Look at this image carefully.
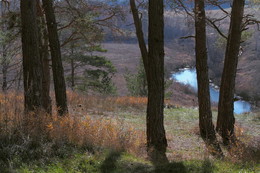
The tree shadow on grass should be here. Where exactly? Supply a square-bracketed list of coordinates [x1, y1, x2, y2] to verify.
[153, 159, 215, 173]
[100, 150, 122, 173]
[100, 150, 216, 173]
[154, 162, 187, 173]
[100, 150, 153, 173]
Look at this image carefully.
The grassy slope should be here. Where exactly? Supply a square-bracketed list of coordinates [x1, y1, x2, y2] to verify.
[0, 93, 259, 172]
[5, 110, 260, 172]
[17, 151, 259, 173]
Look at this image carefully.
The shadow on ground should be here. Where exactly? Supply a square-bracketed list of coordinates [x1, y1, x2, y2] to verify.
[100, 151, 122, 173]
[100, 151, 216, 173]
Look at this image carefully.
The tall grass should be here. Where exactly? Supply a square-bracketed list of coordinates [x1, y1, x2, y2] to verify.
[0, 91, 259, 171]
[0, 91, 146, 169]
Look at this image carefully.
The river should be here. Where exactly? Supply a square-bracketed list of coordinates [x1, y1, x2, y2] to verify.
[172, 69, 251, 114]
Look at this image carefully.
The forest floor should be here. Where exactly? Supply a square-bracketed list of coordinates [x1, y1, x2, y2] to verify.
[0, 92, 259, 172]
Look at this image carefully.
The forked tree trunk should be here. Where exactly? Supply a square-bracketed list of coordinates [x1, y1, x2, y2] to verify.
[194, 0, 223, 157]
[130, 0, 168, 163]
[21, 0, 43, 112]
[217, 0, 245, 146]
[42, 0, 68, 115]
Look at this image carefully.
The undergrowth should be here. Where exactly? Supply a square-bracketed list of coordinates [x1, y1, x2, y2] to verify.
[0, 92, 146, 171]
[0, 91, 259, 172]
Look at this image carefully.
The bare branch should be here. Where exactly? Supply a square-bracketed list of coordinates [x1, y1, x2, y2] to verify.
[206, 18, 228, 40]
[179, 35, 195, 39]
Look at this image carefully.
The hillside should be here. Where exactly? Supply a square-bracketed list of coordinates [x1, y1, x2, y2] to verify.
[99, 7, 260, 106]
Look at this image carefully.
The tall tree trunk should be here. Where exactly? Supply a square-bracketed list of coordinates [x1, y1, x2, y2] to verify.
[147, 0, 168, 163]
[42, 0, 68, 115]
[41, 25, 52, 114]
[2, 45, 7, 92]
[1, 1, 8, 92]
[21, 0, 43, 112]
[129, 0, 148, 74]
[70, 45, 75, 90]
[37, 0, 52, 114]
[216, 0, 245, 146]
[194, 0, 223, 157]
[130, 0, 168, 163]
[71, 58, 75, 90]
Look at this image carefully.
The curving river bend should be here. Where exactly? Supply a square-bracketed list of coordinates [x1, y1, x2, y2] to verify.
[172, 69, 251, 114]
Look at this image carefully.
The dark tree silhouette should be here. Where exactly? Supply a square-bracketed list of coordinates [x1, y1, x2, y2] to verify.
[21, 0, 43, 112]
[42, 0, 68, 115]
[194, 0, 223, 157]
[217, 0, 245, 146]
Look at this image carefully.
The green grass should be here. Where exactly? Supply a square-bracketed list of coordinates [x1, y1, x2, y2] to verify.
[10, 151, 260, 173]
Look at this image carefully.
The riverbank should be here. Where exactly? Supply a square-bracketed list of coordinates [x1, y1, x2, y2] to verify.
[172, 68, 253, 114]
[95, 42, 259, 109]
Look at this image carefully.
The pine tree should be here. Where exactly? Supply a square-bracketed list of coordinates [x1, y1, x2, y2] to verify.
[21, 0, 43, 112]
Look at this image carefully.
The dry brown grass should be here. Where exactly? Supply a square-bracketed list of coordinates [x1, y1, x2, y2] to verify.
[67, 91, 149, 112]
[0, 91, 146, 160]
[0, 91, 259, 166]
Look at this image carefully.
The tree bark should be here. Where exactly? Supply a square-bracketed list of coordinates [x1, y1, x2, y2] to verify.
[37, 0, 52, 114]
[1, 45, 7, 92]
[69, 44, 75, 90]
[130, 0, 168, 163]
[147, 0, 168, 163]
[1, 2, 8, 92]
[194, 0, 223, 157]
[42, 0, 68, 115]
[21, 0, 43, 112]
[216, 0, 245, 146]
[71, 58, 75, 90]
[129, 0, 148, 75]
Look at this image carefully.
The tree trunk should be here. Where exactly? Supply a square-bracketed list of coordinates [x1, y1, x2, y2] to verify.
[70, 45, 75, 90]
[2, 45, 7, 92]
[37, 0, 52, 114]
[42, 0, 68, 115]
[130, 0, 168, 163]
[194, 0, 223, 157]
[1, 2, 8, 92]
[216, 0, 245, 146]
[71, 58, 75, 90]
[21, 0, 43, 112]
[129, 0, 148, 74]
[41, 26, 52, 114]
[147, 0, 168, 164]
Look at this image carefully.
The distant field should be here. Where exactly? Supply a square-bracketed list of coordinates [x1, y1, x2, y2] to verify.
[95, 43, 195, 97]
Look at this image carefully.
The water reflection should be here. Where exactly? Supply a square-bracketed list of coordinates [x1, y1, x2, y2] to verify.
[172, 69, 251, 114]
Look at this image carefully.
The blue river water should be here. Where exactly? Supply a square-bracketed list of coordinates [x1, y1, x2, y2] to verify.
[172, 69, 251, 114]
